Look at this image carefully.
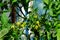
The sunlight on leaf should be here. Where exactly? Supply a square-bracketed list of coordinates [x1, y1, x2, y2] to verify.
[43, 0, 49, 5]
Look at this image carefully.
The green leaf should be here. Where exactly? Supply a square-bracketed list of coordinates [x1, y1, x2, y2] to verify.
[0, 28, 10, 38]
[12, 0, 17, 4]
[45, 21, 51, 26]
[43, 0, 49, 5]
[56, 24, 60, 28]
[57, 29, 60, 40]
[47, 31, 50, 40]
[49, 2, 53, 9]
[0, 3, 4, 7]
[49, 9, 54, 16]
[54, 22, 58, 26]
[57, 11, 60, 15]
[26, 0, 29, 3]
[0, 37, 3, 40]
[10, 36, 14, 40]
[1, 12, 8, 25]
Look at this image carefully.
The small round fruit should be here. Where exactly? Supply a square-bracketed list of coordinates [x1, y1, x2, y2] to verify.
[35, 25, 38, 30]
[11, 24, 15, 29]
[36, 21, 39, 24]
[21, 24, 24, 28]
[23, 22, 26, 25]
[34, 15, 37, 18]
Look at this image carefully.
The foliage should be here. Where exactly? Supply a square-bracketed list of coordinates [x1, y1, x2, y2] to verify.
[43, 0, 60, 40]
[0, 0, 60, 40]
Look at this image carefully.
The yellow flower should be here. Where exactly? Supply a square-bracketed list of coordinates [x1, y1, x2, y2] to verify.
[16, 22, 21, 26]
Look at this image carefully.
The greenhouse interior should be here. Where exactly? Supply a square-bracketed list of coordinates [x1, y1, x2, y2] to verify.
[0, 0, 60, 40]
